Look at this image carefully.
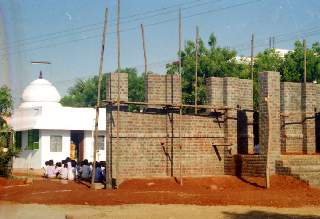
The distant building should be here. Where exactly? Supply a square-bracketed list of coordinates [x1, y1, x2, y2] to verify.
[234, 56, 254, 64]
[274, 48, 292, 58]
[9, 74, 107, 170]
[234, 48, 292, 64]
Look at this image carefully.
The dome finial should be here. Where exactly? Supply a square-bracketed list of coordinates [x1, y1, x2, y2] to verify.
[39, 71, 43, 79]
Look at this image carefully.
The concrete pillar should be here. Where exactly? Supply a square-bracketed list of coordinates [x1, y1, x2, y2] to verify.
[259, 71, 281, 174]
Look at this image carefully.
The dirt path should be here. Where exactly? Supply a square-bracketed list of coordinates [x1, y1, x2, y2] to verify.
[1, 202, 320, 219]
[1, 176, 320, 207]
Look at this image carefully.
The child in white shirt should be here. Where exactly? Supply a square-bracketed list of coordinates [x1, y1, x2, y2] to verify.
[55, 162, 62, 178]
[67, 161, 76, 181]
[47, 160, 56, 178]
[60, 163, 68, 180]
[42, 161, 49, 177]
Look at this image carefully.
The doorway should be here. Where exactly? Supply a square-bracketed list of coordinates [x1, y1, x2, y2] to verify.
[71, 130, 84, 161]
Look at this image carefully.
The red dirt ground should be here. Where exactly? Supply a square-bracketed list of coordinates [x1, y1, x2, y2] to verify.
[1, 176, 320, 207]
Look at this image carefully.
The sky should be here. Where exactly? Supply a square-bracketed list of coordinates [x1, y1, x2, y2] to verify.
[0, 0, 320, 106]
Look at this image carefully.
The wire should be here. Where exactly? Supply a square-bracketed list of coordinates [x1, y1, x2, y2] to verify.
[234, 27, 320, 53]
[0, 0, 219, 51]
[0, 0, 262, 58]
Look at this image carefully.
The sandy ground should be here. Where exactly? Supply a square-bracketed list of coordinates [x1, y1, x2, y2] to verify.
[2, 176, 320, 207]
[1, 202, 320, 219]
[2, 176, 320, 218]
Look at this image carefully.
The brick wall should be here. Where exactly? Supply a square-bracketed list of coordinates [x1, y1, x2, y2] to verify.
[206, 77, 254, 154]
[144, 74, 181, 106]
[280, 82, 304, 153]
[235, 155, 266, 177]
[107, 111, 229, 180]
[280, 82, 318, 153]
[259, 71, 281, 174]
[106, 73, 128, 102]
[104, 72, 320, 183]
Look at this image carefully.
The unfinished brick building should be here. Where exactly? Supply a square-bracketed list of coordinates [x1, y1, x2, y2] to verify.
[104, 71, 320, 187]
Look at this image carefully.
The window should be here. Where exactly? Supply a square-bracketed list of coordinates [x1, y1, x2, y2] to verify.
[50, 135, 62, 152]
[27, 130, 39, 150]
[15, 131, 22, 149]
[98, 135, 105, 150]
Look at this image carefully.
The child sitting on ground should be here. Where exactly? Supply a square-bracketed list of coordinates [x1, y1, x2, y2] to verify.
[46, 160, 56, 178]
[80, 159, 91, 181]
[60, 163, 68, 180]
[42, 161, 49, 177]
[55, 162, 62, 178]
[67, 160, 76, 181]
[94, 162, 104, 183]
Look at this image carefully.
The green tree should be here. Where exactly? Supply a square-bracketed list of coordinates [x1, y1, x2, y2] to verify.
[0, 86, 15, 176]
[166, 33, 250, 107]
[61, 68, 145, 110]
[281, 40, 320, 82]
[61, 75, 106, 107]
[254, 49, 283, 73]
[251, 49, 283, 110]
[0, 86, 13, 117]
[0, 86, 13, 148]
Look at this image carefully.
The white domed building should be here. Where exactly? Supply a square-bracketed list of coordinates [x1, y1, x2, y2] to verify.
[10, 73, 106, 170]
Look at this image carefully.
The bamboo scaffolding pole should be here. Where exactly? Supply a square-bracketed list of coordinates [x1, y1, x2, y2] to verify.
[106, 68, 113, 188]
[91, 8, 108, 188]
[106, 102, 112, 188]
[280, 111, 317, 116]
[195, 26, 199, 115]
[102, 100, 236, 110]
[265, 97, 271, 189]
[117, 0, 121, 71]
[303, 39, 307, 84]
[116, 0, 121, 187]
[251, 33, 255, 80]
[178, 8, 183, 186]
[140, 23, 147, 76]
[101, 100, 247, 112]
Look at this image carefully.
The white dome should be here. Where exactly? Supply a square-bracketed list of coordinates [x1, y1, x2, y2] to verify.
[20, 78, 62, 108]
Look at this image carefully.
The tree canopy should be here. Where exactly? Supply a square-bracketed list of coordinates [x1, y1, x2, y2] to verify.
[0, 86, 13, 136]
[166, 33, 250, 107]
[0, 86, 13, 117]
[61, 33, 320, 112]
[0, 86, 15, 173]
[167, 34, 320, 110]
[61, 68, 145, 110]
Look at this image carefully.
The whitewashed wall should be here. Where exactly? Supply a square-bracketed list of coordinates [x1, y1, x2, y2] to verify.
[40, 130, 70, 168]
[83, 130, 106, 162]
[13, 131, 42, 169]
[13, 129, 107, 170]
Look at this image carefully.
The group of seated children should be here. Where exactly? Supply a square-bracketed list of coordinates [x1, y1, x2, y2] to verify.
[43, 157, 106, 183]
